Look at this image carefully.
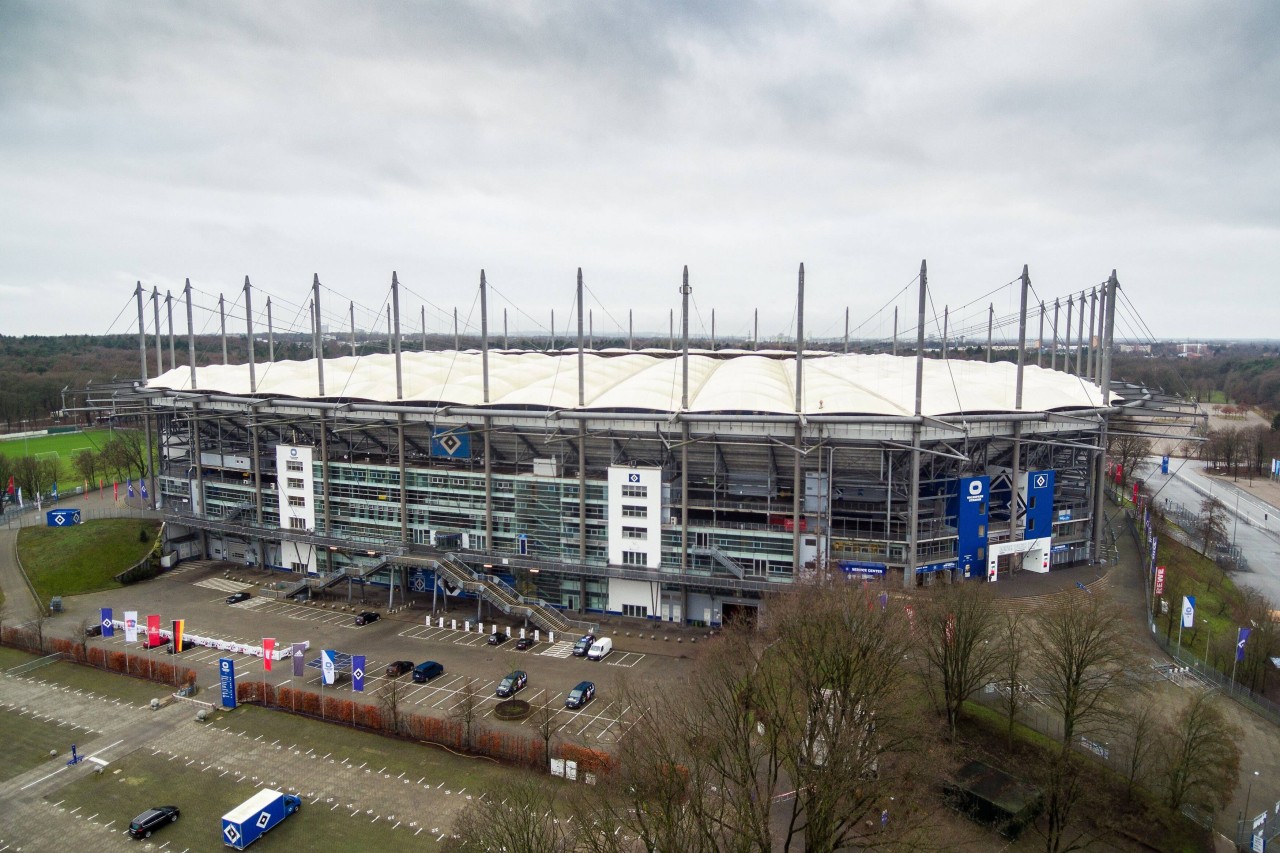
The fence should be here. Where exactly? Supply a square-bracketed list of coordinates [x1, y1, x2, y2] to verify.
[2, 502, 159, 530]
[0, 627, 197, 690]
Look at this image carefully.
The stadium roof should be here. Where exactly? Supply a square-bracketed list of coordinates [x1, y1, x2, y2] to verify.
[148, 351, 1104, 417]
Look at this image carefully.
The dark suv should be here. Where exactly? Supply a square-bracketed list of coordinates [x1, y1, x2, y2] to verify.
[128, 805, 180, 838]
[355, 611, 380, 626]
[385, 660, 413, 677]
[572, 634, 596, 657]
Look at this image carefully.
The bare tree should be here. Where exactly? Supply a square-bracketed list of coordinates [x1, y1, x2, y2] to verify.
[914, 581, 1003, 739]
[1031, 591, 1133, 747]
[1195, 496, 1230, 557]
[72, 449, 100, 490]
[449, 676, 484, 752]
[12, 455, 57, 501]
[530, 688, 561, 770]
[1115, 700, 1159, 801]
[997, 608, 1030, 750]
[377, 674, 406, 735]
[1107, 431, 1152, 486]
[1158, 691, 1242, 813]
[446, 777, 573, 853]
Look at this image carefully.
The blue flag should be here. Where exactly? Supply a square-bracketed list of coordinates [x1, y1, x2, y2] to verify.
[1181, 596, 1196, 629]
[100, 607, 114, 638]
[352, 655, 366, 692]
[1237, 627, 1252, 662]
[321, 649, 336, 685]
[126, 477, 135, 499]
[52, 481, 58, 501]
[140, 479, 148, 499]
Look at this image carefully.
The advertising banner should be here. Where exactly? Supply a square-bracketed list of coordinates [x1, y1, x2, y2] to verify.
[172, 619, 185, 653]
[124, 611, 138, 643]
[100, 608, 114, 638]
[1154, 566, 1165, 595]
[263, 638, 276, 672]
[1238, 627, 1252, 662]
[956, 476, 990, 579]
[219, 658, 237, 709]
[292, 642, 306, 677]
[1182, 596, 1196, 629]
[352, 655, 366, 692]
[322, 649, 336, 685]
[1024, 470, 1054, 537]
[146, 614, 160, 646]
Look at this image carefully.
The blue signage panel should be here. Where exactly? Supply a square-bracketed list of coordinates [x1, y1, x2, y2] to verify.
[352, 655, 365, 692]
[956, 476, 990, 579]
[46, 509, 81, 527]
[1024, 470, 1055, 538]
[219, 657, 237, 709]
[430, 427, 471, 458]
[100, 607, 114, 638]
[839, 560, 888, 577]
[1161, 455, 1170, 475]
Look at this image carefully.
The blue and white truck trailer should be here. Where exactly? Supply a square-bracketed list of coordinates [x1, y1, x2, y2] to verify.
[221, 788, 302, 849]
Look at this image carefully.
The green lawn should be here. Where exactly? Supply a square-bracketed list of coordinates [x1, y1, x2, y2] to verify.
[18, 518, 160, 601]
[0, 647, 178, 704]
[0, 428, 119, 485]
[54, 749, 444, 851]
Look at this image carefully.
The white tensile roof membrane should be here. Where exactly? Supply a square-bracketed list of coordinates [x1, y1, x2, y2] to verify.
[148, 351, 1103, 416]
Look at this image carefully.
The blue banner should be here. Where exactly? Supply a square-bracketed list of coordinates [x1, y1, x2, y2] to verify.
[352, 655, 365, 692]
[956, 476, 990, 579]
[430, 427, 471, 458]
[1238, 627, 1252, 662]
[839, 560, 887, 577]
[219, 657, 237, 709]
[46, 509, 81, 527]
[1024, 470, 1054, 537]
[100, 607, 114, 638]
[1161, 455, 1169, 475]
[322, 649, 336, 685]
[126, 477, 135, 499]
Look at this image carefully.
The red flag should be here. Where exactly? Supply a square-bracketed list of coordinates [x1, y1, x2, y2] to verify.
[146, 614, 160, 646]
[5, 475, 13, 495]
[262, 638, 276, 672]
[113, 481, 119, 501]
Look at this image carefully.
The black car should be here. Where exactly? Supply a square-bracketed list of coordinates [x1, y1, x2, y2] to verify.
[128, 805, 179, 839]
[515, 636, 534, 651]
[355, 611, 380, 626]
[572, 634, 596, 657]
[385, 660, 413, 677]
[565, 680, 596, 709]
[495, 670, 527, 697]
[225, 591, 251, 604]
[84, 623, 103, 638]
[487, 631, 509, 646]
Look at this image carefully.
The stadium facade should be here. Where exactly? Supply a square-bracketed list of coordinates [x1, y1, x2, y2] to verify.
[126, 265, 1127, 631]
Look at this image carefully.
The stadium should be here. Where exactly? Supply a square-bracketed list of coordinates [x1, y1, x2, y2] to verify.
[124, 266, 1132, 632]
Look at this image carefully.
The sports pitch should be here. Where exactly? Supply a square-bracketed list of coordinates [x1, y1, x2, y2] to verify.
[0, 429, 127, 482]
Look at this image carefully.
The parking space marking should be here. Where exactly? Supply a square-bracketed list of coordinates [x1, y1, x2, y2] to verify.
[607, 652, 645, 668]
[193, 578, 253, 593]
[539, 641, 574, 659]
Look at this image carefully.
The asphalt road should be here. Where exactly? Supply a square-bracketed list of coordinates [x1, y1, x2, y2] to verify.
[1136, 456, 1280, 605]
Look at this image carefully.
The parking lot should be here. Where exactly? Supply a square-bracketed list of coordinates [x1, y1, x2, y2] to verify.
[59, 561, 697, 748]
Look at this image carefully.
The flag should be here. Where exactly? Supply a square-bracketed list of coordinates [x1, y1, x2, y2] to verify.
[172, 619, 185, 653]
[36, 493, 41, 511]
[292, 642, 306, 677]
[100, 608, 114, 638]
[141, 479, 148, 499]
[127, 478, 135, 499]
[124, 611, 138, 643]
[263, 638, 275, 672]
[99, 478, 104, 498]
[352, 655, 365, 692]
[1181, 596, 1196, 629]
[4, 475, 12, 495]
[146, 614, 160, 646]
[1237, 627, 1252, 662]
[17, 487, 23, 508]
[52, 481, 58, 501]
[322, 650, 336, 685]
[879, 591, 888, 611]
[1154, 566, 1165, 595]
[113, 481, 118, 501]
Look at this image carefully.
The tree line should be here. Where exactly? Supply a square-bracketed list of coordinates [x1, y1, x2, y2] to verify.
[447, 581, 1240, 853]
[0, 432, 148, 506]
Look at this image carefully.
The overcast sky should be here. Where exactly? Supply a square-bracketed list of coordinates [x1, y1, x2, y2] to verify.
[1, 1, 1276, 343]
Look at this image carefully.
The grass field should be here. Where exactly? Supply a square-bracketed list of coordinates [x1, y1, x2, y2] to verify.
[0, 697, 98, 784]
[17, 518, 160, 601]
[0, 428, 131, 485]
[0, 647, 176, 705]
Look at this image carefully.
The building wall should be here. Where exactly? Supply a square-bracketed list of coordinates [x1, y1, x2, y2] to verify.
[275, 445, 316, 573]
[606, 465, 663, 568]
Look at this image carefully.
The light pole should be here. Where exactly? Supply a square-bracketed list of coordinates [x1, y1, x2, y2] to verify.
[1244, 769, 1261, 825]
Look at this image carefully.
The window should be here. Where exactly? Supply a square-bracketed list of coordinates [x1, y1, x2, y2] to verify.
[622, 604, 649, 618]
[287, 477, 305, 490]
[287, 495, 306, 508]
[621, 484, 648, 499]
[621, 526, 647, 540]
[621, 551, 647, 566]
[288, 517, 307, 529]
[1029, 495, 1037, 509]
[290, 561, 307, 572]
[621, 504, 647, 518]
[285, 460, 304, 472]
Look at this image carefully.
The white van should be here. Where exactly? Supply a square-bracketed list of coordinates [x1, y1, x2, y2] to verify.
[586, 637, 613, 660]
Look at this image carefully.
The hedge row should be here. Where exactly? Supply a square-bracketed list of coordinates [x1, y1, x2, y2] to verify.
[1, 628, 197, 688]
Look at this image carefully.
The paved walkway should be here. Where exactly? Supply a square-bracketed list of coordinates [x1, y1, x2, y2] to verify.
[0, 526, 40, 624]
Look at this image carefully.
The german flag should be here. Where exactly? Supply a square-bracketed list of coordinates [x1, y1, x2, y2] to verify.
[171, 619, 185, 653]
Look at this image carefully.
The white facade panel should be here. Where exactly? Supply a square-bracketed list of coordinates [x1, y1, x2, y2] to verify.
[607, 578, 658, 615]
[607, 466, 662, 568]
[275, 445, 317, 573]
